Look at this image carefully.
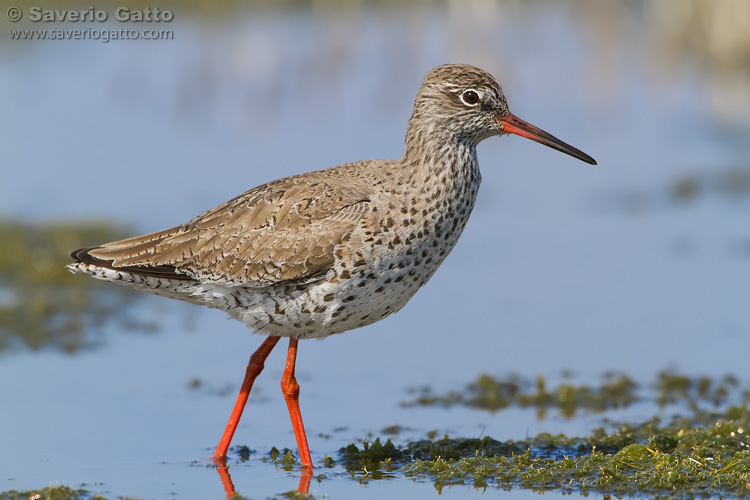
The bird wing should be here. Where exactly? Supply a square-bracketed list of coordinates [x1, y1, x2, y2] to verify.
[76, 171, 371, 286]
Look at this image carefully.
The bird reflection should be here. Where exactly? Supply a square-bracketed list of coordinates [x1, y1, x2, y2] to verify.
[214, 456, 313, 497]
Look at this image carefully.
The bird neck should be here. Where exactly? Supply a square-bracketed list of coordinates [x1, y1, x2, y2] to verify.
[401, 123, 482, 192]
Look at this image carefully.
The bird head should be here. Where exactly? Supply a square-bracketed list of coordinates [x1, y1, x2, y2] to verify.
[412, 64, 596, 165]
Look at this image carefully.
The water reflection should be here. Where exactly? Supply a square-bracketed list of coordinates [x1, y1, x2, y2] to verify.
[2, 0, 749, 498]
[591, 166, 750, 215]
[404, 371, 749, 420]
[4, 1, 748, 127]
[215, 458, 313, 497]
[0, 221, 154, 353]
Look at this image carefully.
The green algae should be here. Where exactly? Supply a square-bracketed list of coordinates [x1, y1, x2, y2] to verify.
[381, 424, 403, 436]
[237, 444, 251, 460]
[404, 371, 748, 418]
[339, 406, 750, 497]
[322, 454, 336, 468]
[339, 438, 403, 475]
[7, 399, 749, 499]
[264, 447, 300, 470]
[0, 220, 153, 353]
[657, 371, 741, 408]
[0, 485, 132, 500]
[403, 436, 750, 497]
[341, 374, 750, 498]
[403, 371, 639, 415]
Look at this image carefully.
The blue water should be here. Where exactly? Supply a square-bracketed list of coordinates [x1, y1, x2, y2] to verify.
[2, 2, 749, 498]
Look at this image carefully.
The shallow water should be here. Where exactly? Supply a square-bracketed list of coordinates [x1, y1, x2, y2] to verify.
[2, 1, 749, 498]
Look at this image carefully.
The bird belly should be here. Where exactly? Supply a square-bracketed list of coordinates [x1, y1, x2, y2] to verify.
[66, 203, 471, 341]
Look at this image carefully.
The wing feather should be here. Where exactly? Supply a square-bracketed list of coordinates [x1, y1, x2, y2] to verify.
[73, 168, 372, 287]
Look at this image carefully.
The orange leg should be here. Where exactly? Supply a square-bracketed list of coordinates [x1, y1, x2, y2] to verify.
[298, 467, 313, 495]
[212, 335, 281, 462]
[280, 338, 314, 469]
[215, 465, 236, 499]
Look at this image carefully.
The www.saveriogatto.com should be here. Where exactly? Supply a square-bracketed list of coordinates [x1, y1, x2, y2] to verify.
[6, 6, 175, 43]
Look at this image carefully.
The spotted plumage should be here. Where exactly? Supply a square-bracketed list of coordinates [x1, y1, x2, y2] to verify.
[67, 64, 596, 471]
[69, 64, 595, 340]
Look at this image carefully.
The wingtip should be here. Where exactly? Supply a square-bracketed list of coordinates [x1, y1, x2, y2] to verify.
[68, 244, 195, 281]
[69, 247, 84, 260]
[69, 246, 102, 264]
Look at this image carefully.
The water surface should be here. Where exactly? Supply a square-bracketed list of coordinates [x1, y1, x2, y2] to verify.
[1, 1, 749, 498]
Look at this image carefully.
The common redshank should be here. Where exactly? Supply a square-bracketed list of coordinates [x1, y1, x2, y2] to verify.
[69, 64, 596, 472]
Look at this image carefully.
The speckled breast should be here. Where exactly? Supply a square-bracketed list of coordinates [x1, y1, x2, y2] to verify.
[231, 161, 482, 340]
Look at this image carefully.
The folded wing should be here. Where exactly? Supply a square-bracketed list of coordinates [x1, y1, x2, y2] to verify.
[72, 172, 371, 287]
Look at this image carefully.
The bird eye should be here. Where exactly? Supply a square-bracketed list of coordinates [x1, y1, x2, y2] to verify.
[460, 90, 480, 106]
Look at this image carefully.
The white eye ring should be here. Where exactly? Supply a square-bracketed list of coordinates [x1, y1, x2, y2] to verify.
[460, 89, 481, 106]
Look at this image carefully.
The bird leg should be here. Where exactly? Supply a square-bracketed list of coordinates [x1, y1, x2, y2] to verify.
[213, 335, 281, 462]
[215, 464, 236, 499]
[298, 467, 313, 495]
[280, 338, 313, 469]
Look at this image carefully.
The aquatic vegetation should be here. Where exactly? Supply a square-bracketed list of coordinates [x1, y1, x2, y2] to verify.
[339, 404, 750, 498]
[0, 221, 152, 353]
[381, 424, 403, 436]
[403, 372, 639, 416]
[657, 371, 741, 408]
[5, 375, 749, 499]
[340, 437, 403, 478]
[337, 373, 750, 497]
[404, 371, 747, 419]
[0, 485, 124, 500]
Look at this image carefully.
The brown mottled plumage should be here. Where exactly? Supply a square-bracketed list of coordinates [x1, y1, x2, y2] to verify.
[67, 64, 596, 473]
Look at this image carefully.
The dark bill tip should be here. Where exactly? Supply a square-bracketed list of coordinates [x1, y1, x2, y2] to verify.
[499, 113, 597, 165]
